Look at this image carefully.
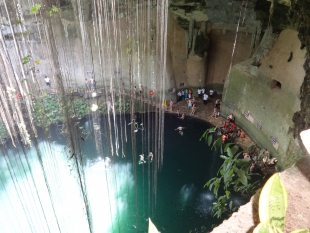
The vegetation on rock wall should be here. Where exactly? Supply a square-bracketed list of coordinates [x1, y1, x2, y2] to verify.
[200, 127, 266, 218]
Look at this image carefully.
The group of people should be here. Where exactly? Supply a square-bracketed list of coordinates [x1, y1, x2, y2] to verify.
[176, 89, 193, 102]
[175, 88, 216, 117]
[139, 152, 153, 164]
[133, 84, 144, 98]
[177, 88, 214, 103]
[220, 113, 237, 143]
[244, 148, 278, 173]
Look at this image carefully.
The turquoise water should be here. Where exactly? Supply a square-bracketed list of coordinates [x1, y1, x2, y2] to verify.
[0, 113, 247, 232]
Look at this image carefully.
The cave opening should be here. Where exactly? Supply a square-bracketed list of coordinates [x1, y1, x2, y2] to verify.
[270, 79, 282, 90]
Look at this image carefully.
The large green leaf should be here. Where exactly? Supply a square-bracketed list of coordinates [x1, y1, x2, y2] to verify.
[230, 145, 239, 156]
[258, 173, 288, 231]
[207, 134, 213, 146]
[199, 131, 207, 141]
[253, 223, 283, 233]
[290, 230, 310, 233]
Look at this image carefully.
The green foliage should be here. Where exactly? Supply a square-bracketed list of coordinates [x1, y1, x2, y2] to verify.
[72, 99, 88, 119]
[98, 104, 107, 114]
[254, 174, 309, 233]
[201, 127, 262, 218]
[16, 20, 21, 24]
[126, 48, 131, 55]
[211, 191, 235, 219]
[33, 94, 90, 131]
[32, 94, 62, 131]
[22, 55, 31, 64]
[30, 3, 41, 14]
[48, 5, 59, 17]
[200, 127, 222, 151]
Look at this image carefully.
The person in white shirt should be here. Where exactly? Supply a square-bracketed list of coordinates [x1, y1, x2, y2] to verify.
[201, 88, 205, 95]
[203, 93, 208, 105]
[209, 89, 214, 97]
[44, 76, 50, 87]
[177, 91, 182, 102]
[197, 88, 202, 99]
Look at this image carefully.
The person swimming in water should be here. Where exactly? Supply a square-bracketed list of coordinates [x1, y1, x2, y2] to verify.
[128, 119, 135, 125]
[139, 154, 146, 164]
[178, 113, 185, 120]
[175, 126, 185, 136]
[175, 126, 185, 131]
[148, 152, 153, 161]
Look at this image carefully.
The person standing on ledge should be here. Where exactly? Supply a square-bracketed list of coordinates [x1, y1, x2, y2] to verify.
[201, 87, 205, 96]
[169, 100, 173, 112]
[89, 78, 95, 91]
[85, 78, 90, 93]
[44, 76, 51, 87]
[203, 92, 208, 105]
[197, 88, 202, 99]
[177, 91, 182, 102]
[211, 99, 221, 118]
[209, 89, 214, 97]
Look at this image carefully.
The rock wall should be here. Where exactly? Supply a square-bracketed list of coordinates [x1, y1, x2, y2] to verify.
[221, 29, 305, 170]
[206, 28, 253, 91]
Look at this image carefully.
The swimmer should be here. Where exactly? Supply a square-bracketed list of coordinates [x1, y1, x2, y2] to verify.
[139, 154, 146, 164]
[134, 122, 144, 132]
[148, 152, 153, 161]
[128, 119, 135, 125]
[178, 113, 185, 120]
[175, 126, 185, 131]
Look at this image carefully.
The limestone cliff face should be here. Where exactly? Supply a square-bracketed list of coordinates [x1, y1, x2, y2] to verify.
[222, 29, 305, 170]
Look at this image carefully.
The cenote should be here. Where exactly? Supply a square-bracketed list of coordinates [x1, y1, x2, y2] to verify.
[0, 113, 248, 233]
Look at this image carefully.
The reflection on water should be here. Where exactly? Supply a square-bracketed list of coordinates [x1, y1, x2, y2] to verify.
[196, 191, 215, 218]
[180, 184, 196, 204]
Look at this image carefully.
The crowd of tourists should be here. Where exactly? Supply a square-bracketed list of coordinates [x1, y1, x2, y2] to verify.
[174, 87, 220, 119]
